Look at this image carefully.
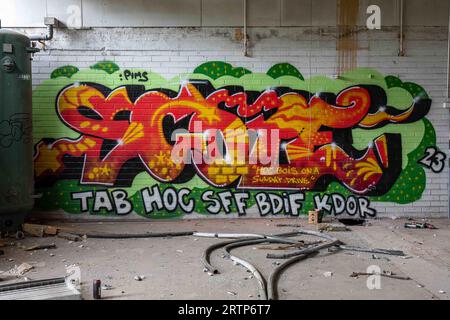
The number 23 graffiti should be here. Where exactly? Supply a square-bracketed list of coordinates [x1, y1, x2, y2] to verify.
[418, 146, 447, 173]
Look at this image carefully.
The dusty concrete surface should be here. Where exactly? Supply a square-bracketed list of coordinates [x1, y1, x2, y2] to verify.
[1, 218, 449, 300]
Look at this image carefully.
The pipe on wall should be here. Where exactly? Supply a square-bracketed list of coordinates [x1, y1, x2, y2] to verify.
[244, 0, 249, 57]
[447, 1, 450, 100]
[29, 18, 57, 42]
[447, 0, 450, 220]
[30, 24, 54, 41]
[399, 0, 405, 56]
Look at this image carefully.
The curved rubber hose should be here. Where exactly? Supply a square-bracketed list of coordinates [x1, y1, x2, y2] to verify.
[195, 231, 307, 244]
[223, 236, 307, 300]
[194, 232, 267, 239]
[75, 231, 194, 239]
[266, 230, 342, 299]
[267, 252, 318, 300]
[224, 239, 269, 300]
[201, 231, 313, 275]
[202, 238, 260, 275]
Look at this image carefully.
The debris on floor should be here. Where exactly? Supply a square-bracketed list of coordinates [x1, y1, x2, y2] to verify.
[319, 224, 350, 232]
[338, 245, 405, 256]
[134, 275, 145, 281]
[24, 244, 56, 252]
[350, 271, 411, 280]
[323, 271, 333, 277]
[257, 241, 322, 251]
[4, 219, 444, 300]
[22, 223, 58, 237]
[57, 232, 82, 242]
[102, 284, 113, 291]
[8, 263, 34, 276]
[198, 227, 418, 300]
[93, 280, 102, 300]
[308, 210, 323, 224]
[404, 222, 437, 229]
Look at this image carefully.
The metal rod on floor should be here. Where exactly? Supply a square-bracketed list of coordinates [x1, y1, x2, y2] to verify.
[266, 230, 340, 259]
[338, 245, 405, 256]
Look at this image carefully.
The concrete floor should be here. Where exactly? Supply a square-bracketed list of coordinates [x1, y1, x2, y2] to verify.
[1, 218, 449, 300]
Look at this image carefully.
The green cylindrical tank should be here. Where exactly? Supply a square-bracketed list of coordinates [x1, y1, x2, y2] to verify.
[0, 29, 34, 233]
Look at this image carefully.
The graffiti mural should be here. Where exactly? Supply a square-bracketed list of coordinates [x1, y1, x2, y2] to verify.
[0, 113, 32, 148]
[32, 61, 444, 218]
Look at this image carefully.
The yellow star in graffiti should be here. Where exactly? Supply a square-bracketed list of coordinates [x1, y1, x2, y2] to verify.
[100, 165, 111, 176]
[155, 151, 166, 165]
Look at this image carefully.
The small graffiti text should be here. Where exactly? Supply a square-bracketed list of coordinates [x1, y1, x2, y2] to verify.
[119, 70, 149, 82]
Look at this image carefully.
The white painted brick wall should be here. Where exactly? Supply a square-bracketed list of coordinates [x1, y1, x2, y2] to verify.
[16, 26, 449, 218]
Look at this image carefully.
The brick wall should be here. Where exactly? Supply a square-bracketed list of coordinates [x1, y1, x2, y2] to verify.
[23, 26, 449, 219]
